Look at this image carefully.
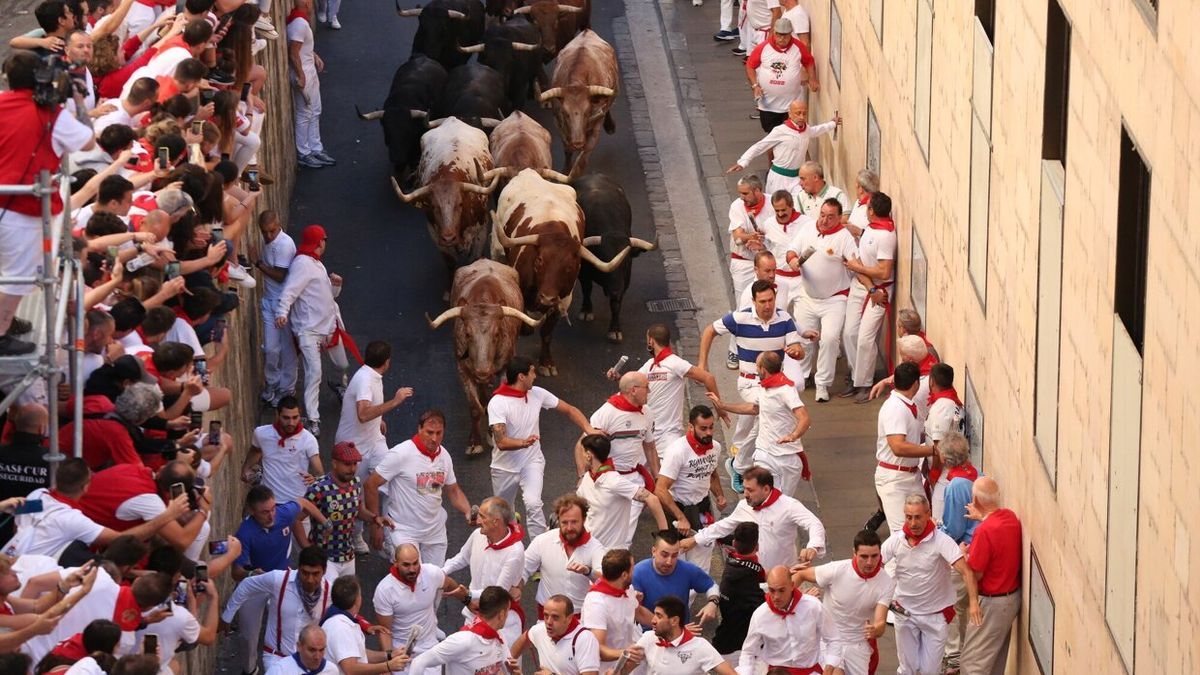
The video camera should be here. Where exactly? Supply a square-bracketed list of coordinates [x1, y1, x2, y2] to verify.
[32, 55, 88, 108]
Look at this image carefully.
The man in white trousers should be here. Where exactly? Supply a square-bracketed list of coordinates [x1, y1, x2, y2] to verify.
[874, 363, 934, 535]
[255, 212, 297, 408]
[727, 101, 839, 198]
[287, 0, 335, 169]
[726, 175, 769, 369]
[654, 406, 727, 573]
[842, 192, 897, 403]
[630, 323, 724, 452]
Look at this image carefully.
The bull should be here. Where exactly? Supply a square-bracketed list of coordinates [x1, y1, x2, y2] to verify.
[572, 174, 656, 343]
[513, 0, 590, 61]
[396, 0, 485, 70]
[487, 111, 570, 187]
[354, 54, 447, 185]
[427, 260, 542, 455]
[491, 169, 630, 375]
[428, 62, 509, 132]
[538, 29, 618, 178]
[392, 117, 499, 288]
[457, 16, 543, 111]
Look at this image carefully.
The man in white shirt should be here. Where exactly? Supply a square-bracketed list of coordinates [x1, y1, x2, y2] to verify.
[681, 467, 824, 572]
[736, 0, 780, 56]
[793, 161, 851, 220]
[443, 497, 527, 645]
[792, 529, 895, 675]
[373, 543, 468, 671]
[409, 587, 517, 675]
[744, 20, 818, 130]
[244, 397, 323, 506]
[789, 198, 859, 402]
[523, 494, 605, 615]
[321, 576, 411, 675]
[364, 410, 473, 565]
[843, 169, 879, 236]
[576, 435, 668, 551]
[779, 0, 811, 45]
[263, 624, 339, 675]
[706, 352, 810, 498]
[737, 565, 836, 675]
[842, 192, 898, 402]
[93, 77, 157, 135]
[275, 225, 349, 435]
[219, 546, 332, 673]
[925, 364, 966, 518]
[626, 596, 735, 675]
[489, 355, 594, 537]
[725, 176, 769, 364]
[287, 0, 335, 168]
[255, 212, 298, 408]
[630, 323, 723, 451]
[514, 594, 600, 675]
[882, 495, 982, 675]
[580, 372, 659, 530]
[874, 363, 935, 535]
[755, 191, 812, 323]
[654, 406, 726, 573]
[728, 102, 839, 197]
[581, 549, 652, 673]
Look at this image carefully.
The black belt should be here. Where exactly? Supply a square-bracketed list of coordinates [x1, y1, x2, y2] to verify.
[979, 588, 1020, 598]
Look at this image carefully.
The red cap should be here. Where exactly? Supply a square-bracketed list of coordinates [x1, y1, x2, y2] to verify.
[332, 441, 362, 463]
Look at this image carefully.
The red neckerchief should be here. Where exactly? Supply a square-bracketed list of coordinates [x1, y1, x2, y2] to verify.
[852, 557, 882, 580]
[947, 464, 979, 482]
[274, 422, 303, 447]
[550, 616, 582, 643]
[744, 198, 766, 219]
[48, 489, 83, 511]
[685, 431, 713, 456]
[892, 392, 918, 419]
[296, 224, 325, 261]
[411, 434, 441, 460]
[903, 519, 935, 546]
[917, 353, 938, 376]
[463, 616, 503, 643]
[752, 488, 783, 511]
[868, 217, 895, 232]
[858, 193, 870, 206]
[588, 459, 615, 482]
[776, 210, 802, 234]
[286, 8, 310, 23]
[783, 119, 807, 133]
[927, 387, 962, 408]
[657, 629, 695, 648]
[492, 383, 527, 401]
[651, 346, 674, 368]
[818, 222, 846, 237]
[172, 305, 193, 326]
[765, 589, 800, 616]
[588, 578, 627, 598]
[51, 633, 87, 660]
[112, 586, 143, 630]
[759, 373, 794, 389]
[606, 393, 642, 413]
[486, 522, 525, 550]
[561, 530, 591, 558]
[389, 565, 417, 591]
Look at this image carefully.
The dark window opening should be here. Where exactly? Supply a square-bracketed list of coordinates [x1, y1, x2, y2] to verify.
[1042, 1, 1071, 161]
[1114, 126, 1151, 354]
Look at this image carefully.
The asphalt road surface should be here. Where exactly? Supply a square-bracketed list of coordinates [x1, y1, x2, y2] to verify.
[218, 1, 676, 670]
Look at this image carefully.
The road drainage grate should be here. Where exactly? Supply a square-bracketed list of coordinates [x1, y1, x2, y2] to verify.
[646, 298, 697, 313]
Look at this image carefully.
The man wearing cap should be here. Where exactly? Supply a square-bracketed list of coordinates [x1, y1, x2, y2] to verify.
[728, 101, 840, 198]
[275, 224, 351, 436]
[303, 441, 394, 581]
[745, 20, 818, 134]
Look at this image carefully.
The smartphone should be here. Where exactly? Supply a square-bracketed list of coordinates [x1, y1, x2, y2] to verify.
[13, 499, 43, 515]
[126, 153, 140, 167]
[176, 0, 186, 12]
[240, 82, 252, 102]
[144, 634, 158, 655]
[403, 626, 421, 656]
[188, 410, 203, 430]
[194, 562, 208, 582]
[173, 580, 188, 605]
[208, 540, 228, 556]
[245, 169, 260, 192]
[157, 147, 169, 170]
[207, 420, 221, 446]
[209, 225, 224, 243]
[105, 245, 119, 269]
[191, 120, 203, 135]
[210, 318, 227, 344]
[170, 482, 186, 499]
[164, 261, 181, 280]
[199, 89, 215, 105]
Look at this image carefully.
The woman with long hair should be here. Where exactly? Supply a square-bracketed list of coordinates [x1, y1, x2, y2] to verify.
[210, 90, 261, 172]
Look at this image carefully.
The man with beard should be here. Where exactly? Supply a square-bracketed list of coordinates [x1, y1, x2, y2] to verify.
[513, 594, 600, 675]
[372, 543, 468, 674]
[627, 324, 724, 452]
[791, 530, 895, 675]
[303, 442, 395, 580]
[245, 397, 323, 506]
[624, 595, 734, 675]
[575, 435, 669, 551]
[654, 406, 726, 573]
[522, 494, 606, 617]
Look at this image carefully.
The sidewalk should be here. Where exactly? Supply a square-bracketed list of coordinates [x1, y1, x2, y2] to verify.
[627, 0, 901, 668]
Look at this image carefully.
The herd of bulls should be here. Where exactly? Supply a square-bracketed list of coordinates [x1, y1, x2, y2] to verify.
[356, 0, 657, 453]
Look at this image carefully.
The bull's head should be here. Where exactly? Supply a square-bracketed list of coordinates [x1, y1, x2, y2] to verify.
[427, 303, 541, 381]
[483, 0, 520, 18]
[356, 107, 430, 178]
[538, 85, 615, 150]
[512, 0, 582, 55]
[400, 2, 468, 61]
[392, 163, 499, 253]
[495, 223, 630, 313]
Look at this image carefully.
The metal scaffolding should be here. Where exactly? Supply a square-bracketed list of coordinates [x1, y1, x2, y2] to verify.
[0, 160, 84, 487]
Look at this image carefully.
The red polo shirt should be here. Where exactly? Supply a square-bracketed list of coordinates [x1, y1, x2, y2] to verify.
[966, 508, 1022, 595]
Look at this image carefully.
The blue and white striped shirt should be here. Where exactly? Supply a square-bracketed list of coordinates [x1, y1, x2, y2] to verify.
[711, 308, 800, 376]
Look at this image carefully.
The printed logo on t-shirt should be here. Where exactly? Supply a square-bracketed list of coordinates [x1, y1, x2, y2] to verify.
[474, 664, 505, 675]
[416, 471, 446, 496]
[647, 372, 670, 382]
[678, 652, 692, 664]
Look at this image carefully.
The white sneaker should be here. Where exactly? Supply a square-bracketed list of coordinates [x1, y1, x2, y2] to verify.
[251, 37, 267, 55]
[693, 0, 703, 5]
[330, 15, 341, 29]
[254, 15, 279, 40]
[815, 385, 830, 402]
[353, 533, 369, 554]
[316, 10, 327, 23]
[227, 263, 257, 289]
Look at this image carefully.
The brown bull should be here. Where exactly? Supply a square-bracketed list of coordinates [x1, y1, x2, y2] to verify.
[538, 30, 618, 178]
[486, 111, 571, 188]
[491, 169, 629, 375]
[427, 259, 541, 455]
[512, 0, 590, 60]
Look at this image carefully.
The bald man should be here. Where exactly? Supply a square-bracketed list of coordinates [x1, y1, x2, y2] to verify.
[728, 101, 842, 198]
[959, 477, 1022, 675]
[580, 372, 659, 529]
[265, 624, 339, 675]
[373, 544, 467, 672]
[737, 566, 835, 675]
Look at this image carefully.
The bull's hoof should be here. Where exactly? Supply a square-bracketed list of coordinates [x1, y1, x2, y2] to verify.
[607, 330, 623, 343]
[578, 310, 595, 322]
[537, 364, 558, 377]
[465, 444, 486, 456]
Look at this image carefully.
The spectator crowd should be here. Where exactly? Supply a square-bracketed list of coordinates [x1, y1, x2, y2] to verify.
[0, 0, 1025, 674]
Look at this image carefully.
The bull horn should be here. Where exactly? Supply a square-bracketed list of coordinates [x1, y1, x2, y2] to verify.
[536, 168, 572, 183]
[426, 117, 446, 128]
[558, 5, 584, 13]
[586, 85, 615, 98]
[480, 117, 502, 129]
[397, 6, 423, 17]
[511, 42, 539, 51]
[512, 5, 532, 14]
[495, 223, 540, 248]
[580, 236, 601, 246]
[501, 305, 544, 327]
[457, 43, 485, 54]
[579, 243, 632, 273]
[355, 105, 385, 121]
[460, 172, 501, 195]
[629, 237, 657, 251]
[391, 176, 431, 203]
[482, 167, 514, 181]
[426, 307, 462, 329]
[410, 109, 429, 119]
[537, 87, 564, 103]
[447, 9, 466, 19]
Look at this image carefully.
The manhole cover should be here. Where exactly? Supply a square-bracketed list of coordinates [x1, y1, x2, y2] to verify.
[646, 298, 696, 313]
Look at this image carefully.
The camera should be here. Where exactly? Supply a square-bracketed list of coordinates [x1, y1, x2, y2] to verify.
[245, 169, 260, 192]
[32, 55, 78, 108]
